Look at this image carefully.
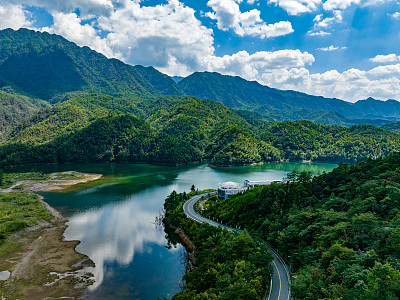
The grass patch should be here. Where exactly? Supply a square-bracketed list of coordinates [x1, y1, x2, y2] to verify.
[1, 172, 50, 189]
[0, 192, 52, 244]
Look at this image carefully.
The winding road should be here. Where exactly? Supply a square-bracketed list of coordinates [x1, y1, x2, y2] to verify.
[183, 192, 291, 300]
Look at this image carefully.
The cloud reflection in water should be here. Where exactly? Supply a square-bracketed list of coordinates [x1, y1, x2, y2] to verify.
[63, 193, 170, 291]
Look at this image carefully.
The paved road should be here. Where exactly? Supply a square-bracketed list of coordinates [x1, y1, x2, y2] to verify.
[183, 193, 290, 300]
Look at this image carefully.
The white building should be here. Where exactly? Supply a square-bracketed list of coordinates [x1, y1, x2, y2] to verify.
[217, 182, 247, 199]
[218, 180, 281, 199]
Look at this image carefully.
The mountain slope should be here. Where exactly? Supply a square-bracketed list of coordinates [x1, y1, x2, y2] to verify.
[354, 98, 400, 120]
[0, 28, 182, 101]
[178, 72, 362, 118]
[0, 90, 49, 142]
[381, 121, 400, 133]
[178, 72, 400, 124]
[1, 94, 400, 167]
[263, 120, 400, 162]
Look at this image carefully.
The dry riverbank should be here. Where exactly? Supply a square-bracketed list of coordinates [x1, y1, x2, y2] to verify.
[0, 171, 102, 299]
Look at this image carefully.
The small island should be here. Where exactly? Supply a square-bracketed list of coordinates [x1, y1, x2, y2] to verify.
[0, 171, 102, 299]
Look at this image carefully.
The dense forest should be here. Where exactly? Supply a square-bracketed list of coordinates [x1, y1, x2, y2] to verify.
[263, 121, 400, 162]
[0, 90, 49, 142]
[1, 94, 400, 167]
[163, 190, 273, 299]
[202, 153, 400, 299]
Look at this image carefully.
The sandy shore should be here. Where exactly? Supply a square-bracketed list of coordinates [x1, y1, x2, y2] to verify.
[0, 171, 102, 300]
[0, 171, 103, 193]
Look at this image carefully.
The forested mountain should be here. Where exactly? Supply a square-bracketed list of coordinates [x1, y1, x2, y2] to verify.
[0, 90, 49, 142]
[1, 28, 399, 128]
[354, 98, 400, 120]
[0, 28, 182, 101]
[178, 72, 400, 125]
[382, 121, 400, 134]
[0, 28, 400, 168]
[263, 121, 400, 162]
[1, 94, 400, 167]
[205, 152, 400, 299]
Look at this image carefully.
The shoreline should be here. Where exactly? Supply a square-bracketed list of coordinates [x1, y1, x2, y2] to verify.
[0, 171, 102, 300]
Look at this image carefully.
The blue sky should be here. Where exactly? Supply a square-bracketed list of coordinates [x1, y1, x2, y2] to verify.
[0, 0, 399, 102]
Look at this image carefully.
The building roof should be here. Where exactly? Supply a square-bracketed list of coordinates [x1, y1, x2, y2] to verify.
[218, 181, 244, 189]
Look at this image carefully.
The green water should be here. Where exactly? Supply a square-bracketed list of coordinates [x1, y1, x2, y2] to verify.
[24, 162, 336, 299]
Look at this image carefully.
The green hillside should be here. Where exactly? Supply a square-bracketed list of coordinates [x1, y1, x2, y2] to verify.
[6, 93, 143, 146]
[204, 152, 400, 299]
[0, 90, 49, 142]
[382, 121, 400, 134]
[0, 28, 182, 101]
[1, 94, 400, 167]
[263, 121, 400, 162]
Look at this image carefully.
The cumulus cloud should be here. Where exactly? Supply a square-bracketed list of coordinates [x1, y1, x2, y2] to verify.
[370, 54, 400, 64]
[268, 0, 321, 15]
[254, 64, 400, 102]
[206, 49, 315, 80]
[41, 12, 118, 59]
[0, 4, 32, 30]
[98, 0, 215, 75]
[206, 0, 293, 38]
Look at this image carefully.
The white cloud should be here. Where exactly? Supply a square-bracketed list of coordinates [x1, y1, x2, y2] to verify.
[308, 30, 331, 36]
[42, 12, 117, 59]
[206, 0, 293, 38]
[0, 0, 115, 16]
[370, 54, 400, 64]
[268, 0, 321, 15]
[391, 12, 400, 19]
[316, 10, 343, 27]
[96, 0, 215, 76]
[255, 64, 400, 102]
[308, 10, 342, 35]
[323, 0, 394, 11]
[317, 45, 346, 51]
[0, 4, 32, 30]
[206, 49, 315, 80]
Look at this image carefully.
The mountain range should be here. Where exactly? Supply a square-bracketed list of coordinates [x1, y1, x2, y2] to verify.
[1, 28, 400, 167]
[1, 28, 400, 127]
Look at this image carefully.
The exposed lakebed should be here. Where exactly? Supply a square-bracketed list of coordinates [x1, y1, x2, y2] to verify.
[17, 162, 336, 299]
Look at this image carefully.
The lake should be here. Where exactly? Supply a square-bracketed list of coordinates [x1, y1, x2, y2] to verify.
[29, 162, 336, 299]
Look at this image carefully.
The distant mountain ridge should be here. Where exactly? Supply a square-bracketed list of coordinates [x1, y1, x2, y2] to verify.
[0, 28, 399, 128]
[178, 72, 400, 125]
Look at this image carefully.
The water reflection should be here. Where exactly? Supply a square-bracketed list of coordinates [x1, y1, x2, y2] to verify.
[64, 191, 171, 291]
